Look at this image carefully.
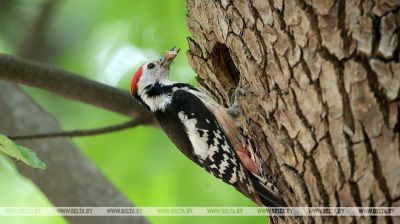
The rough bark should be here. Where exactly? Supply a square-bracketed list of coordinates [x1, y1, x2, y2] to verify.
[186, 0, 400, 223]
[0, 82, 147, 224]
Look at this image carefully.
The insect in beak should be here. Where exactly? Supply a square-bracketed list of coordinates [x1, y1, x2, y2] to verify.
[160, 46, 180, 68]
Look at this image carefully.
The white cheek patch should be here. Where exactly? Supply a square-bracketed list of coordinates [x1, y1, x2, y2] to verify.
[137, 77, 174, 112]
[140, 93, 172, 112]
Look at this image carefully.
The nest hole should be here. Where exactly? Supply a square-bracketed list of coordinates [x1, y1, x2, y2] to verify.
[211, 43, 240, 87]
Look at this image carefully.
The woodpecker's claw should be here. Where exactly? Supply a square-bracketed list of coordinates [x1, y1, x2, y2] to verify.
[227, 85, 246, 120]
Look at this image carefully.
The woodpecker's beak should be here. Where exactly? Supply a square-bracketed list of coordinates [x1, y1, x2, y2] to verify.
[160, 47, 180, 68]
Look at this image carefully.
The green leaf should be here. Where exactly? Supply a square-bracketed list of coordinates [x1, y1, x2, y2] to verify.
[0, 134, 47, 169]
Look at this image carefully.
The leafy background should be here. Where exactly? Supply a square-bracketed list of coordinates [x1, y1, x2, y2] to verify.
[0, 0, 264, 223]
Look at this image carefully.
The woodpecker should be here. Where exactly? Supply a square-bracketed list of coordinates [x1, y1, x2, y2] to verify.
[130, 47, 285, 207]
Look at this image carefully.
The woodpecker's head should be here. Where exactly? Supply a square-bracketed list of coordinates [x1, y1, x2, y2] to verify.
[130, 47, 179, 97]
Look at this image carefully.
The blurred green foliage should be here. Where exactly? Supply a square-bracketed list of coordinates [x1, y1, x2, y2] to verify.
[0, 0, 264, 223]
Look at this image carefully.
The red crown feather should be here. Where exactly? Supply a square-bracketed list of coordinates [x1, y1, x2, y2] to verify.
[130, 65, 143, 96]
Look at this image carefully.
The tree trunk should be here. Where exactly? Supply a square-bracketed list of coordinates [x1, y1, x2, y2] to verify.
[186, 0, 400, 223]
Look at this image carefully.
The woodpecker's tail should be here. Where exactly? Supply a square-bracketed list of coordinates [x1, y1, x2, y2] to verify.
[250, 173, 286, 207]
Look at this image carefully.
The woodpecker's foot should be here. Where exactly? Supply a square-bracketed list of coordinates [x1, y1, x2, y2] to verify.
[227, 86, 246, 119]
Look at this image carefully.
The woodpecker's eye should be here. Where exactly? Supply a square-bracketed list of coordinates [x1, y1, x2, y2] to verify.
[147, 63, 155, 69]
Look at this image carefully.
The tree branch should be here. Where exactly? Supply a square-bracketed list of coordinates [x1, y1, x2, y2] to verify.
[8, 119, 146, 140]
[0, 54, 154, 122]
[0, 6, 151, 224]
[0, 81, 147, 224]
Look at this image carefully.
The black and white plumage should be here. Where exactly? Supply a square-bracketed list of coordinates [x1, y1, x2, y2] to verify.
[130, 49, 285, 207]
